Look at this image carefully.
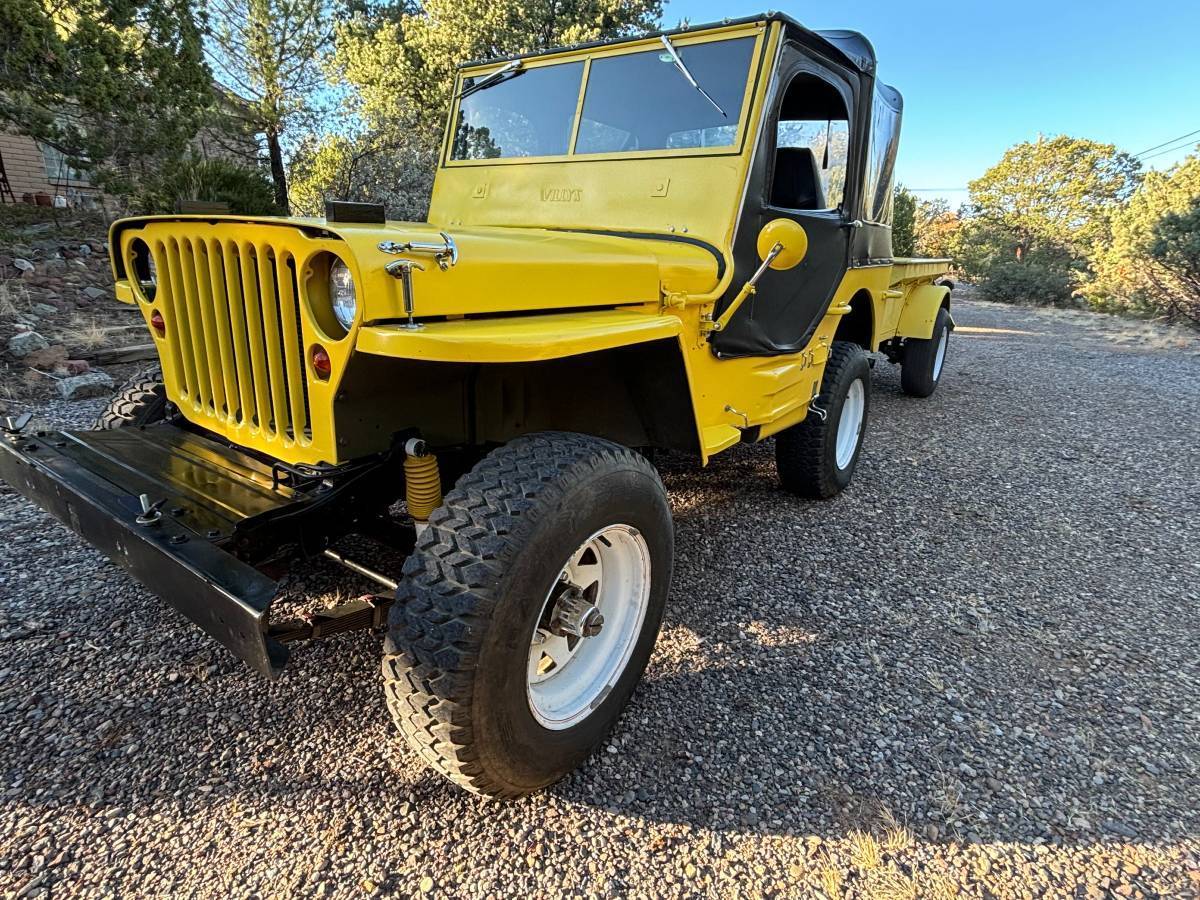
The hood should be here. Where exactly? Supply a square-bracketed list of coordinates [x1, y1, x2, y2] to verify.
[111, 215, 723, 322]
[335, 222, 723, 322]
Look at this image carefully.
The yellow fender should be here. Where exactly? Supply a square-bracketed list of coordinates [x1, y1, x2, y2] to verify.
[895, 284, 950, 340]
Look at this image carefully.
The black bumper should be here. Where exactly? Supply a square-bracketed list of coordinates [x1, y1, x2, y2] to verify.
[0, 426, 291, 677]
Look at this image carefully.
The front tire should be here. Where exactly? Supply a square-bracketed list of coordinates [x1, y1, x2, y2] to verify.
[775, 341, 871, 499]
[383, 432, 673, 797]
[94, 368, 167, 429]
[901, 306, 951, 398]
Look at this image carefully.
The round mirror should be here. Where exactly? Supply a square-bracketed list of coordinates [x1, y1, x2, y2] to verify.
[757, 218, 808, 270]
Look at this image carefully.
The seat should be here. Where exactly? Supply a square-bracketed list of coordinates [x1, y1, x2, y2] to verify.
[771, 146, 826, 211]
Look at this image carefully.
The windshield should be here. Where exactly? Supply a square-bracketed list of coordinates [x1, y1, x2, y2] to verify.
[451, 62, 584, 160]
[577, 37, 755, 154]
[448, 35, 757, 162]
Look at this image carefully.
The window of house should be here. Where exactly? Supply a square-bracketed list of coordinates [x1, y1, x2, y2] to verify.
[40, 143, 89, 185]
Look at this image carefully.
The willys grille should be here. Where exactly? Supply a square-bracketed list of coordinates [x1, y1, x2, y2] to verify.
[140, 231, 316, 453]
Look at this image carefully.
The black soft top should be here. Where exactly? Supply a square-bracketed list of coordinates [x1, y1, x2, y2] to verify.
[459, 13, 896, 102]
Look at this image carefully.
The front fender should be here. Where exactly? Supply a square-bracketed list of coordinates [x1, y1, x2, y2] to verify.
[354, 308, 682, 363]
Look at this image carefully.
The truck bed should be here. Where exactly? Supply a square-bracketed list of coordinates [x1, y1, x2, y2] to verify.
[890, 258, 952, 286]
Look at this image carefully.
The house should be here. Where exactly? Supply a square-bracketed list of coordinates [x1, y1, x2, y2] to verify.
[0, 90, 260, 208]
[0, 129, 99, 208]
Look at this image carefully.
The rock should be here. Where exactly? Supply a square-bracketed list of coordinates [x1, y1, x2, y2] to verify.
[78, 244, 92, 257]
[83, 286, 108, 300]
[31, 303, 59, 317]
[65, 359, 90, 376]
[56, 371, 114, 400]
[44, 258, 68, 274]
[14, 257, 35, 274]
[23, 346, 69, 370]
[8, 331, 50, 358]
[1102, 821, 1138, 838]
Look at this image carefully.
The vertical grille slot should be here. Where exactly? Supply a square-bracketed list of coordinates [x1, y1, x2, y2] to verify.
[149, 228, 313, 451]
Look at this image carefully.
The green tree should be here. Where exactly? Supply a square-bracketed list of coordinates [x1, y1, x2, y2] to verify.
[337, 0, 662, 137]
[1146, 200, 1200, 326]
[301, 0, 662, 217]
[968, 135, 1141, 259]
[0, 0, 211, 183]
[913, 198, 962, 261]
[205, 0, 342, 211]
[963, 136, 1141, 305]
[892, 185, 917, 257]
[1086, 151, 1200, 321]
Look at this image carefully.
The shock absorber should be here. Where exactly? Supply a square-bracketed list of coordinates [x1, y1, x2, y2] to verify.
[403, 438, 442, 527]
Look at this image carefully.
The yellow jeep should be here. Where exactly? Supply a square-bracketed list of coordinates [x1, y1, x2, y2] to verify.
[0, 13, 951, 797]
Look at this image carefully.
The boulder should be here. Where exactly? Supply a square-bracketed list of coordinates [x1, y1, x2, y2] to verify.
[57, 370, 114, 400]
[7, 331, 50, 358]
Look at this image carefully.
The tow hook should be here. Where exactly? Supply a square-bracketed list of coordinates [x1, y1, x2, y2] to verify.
[135, 493, 165, 526]
[1, 413, 32, 435]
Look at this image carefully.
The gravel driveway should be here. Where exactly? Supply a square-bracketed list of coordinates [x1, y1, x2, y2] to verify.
[2, 297, 1199, 898]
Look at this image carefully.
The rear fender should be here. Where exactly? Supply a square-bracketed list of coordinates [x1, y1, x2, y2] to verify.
[896, 284, 951, 340]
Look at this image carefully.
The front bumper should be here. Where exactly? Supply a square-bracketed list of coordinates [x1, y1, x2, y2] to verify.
[0, 425, 291, 676]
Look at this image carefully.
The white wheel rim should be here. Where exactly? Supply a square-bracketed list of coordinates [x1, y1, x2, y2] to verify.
[932, 327, 949, 381]
[835, 378, 865, 470]
[527, 524, 652, 730]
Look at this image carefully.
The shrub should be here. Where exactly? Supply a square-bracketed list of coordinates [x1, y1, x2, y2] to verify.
[1145, 200, 1200, 326]
[288, 127, 437, 221]
[129, 156, 280, 215]
[1085, 152, 1200, 323]
[975, 259, 1076, 306]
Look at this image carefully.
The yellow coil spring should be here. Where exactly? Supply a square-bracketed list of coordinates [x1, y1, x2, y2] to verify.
[404, 451, 442, 521]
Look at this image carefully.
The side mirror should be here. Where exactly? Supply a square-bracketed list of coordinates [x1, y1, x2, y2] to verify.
[756, 218, 808, 270]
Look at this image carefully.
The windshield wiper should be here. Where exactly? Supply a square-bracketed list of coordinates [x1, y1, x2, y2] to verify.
[659, 35, 727, 118]
[455, 59, 523, 102]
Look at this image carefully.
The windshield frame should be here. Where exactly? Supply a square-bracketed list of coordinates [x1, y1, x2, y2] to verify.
[441, 25, 768, 167]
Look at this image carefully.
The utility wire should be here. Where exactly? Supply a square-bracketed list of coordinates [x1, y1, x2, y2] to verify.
[1134, 127, 1200, 158]
[1139, 139, 1200, 163]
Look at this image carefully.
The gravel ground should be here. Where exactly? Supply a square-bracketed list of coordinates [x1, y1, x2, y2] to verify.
[2, 297, 1199, 898]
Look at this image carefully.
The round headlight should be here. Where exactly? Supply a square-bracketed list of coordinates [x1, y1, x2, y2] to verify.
[329, 259, 357, 330]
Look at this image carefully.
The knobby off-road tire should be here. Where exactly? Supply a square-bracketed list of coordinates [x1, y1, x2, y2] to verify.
[775, 341, 871, 499]
[94, 368, 167, 429]
[382, 432, 673, 798]
[901, 306, 951, 398]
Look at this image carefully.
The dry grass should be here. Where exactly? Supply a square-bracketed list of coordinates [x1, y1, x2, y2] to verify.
[60, 316, 112, 351]
[848, 830, 882, 871]
[0, 280, 30, 318]
[863, 866, 921, 900]
[818, 862, 844, 899]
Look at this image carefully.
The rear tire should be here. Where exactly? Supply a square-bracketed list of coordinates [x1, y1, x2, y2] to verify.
[382, 432, 673, 798]
[775, 341, 871, 499]
[94, 368, 167, 429]
[901, 306, 951, 398]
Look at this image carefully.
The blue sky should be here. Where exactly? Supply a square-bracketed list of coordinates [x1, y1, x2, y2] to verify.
[663, 0, 1200, 207]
